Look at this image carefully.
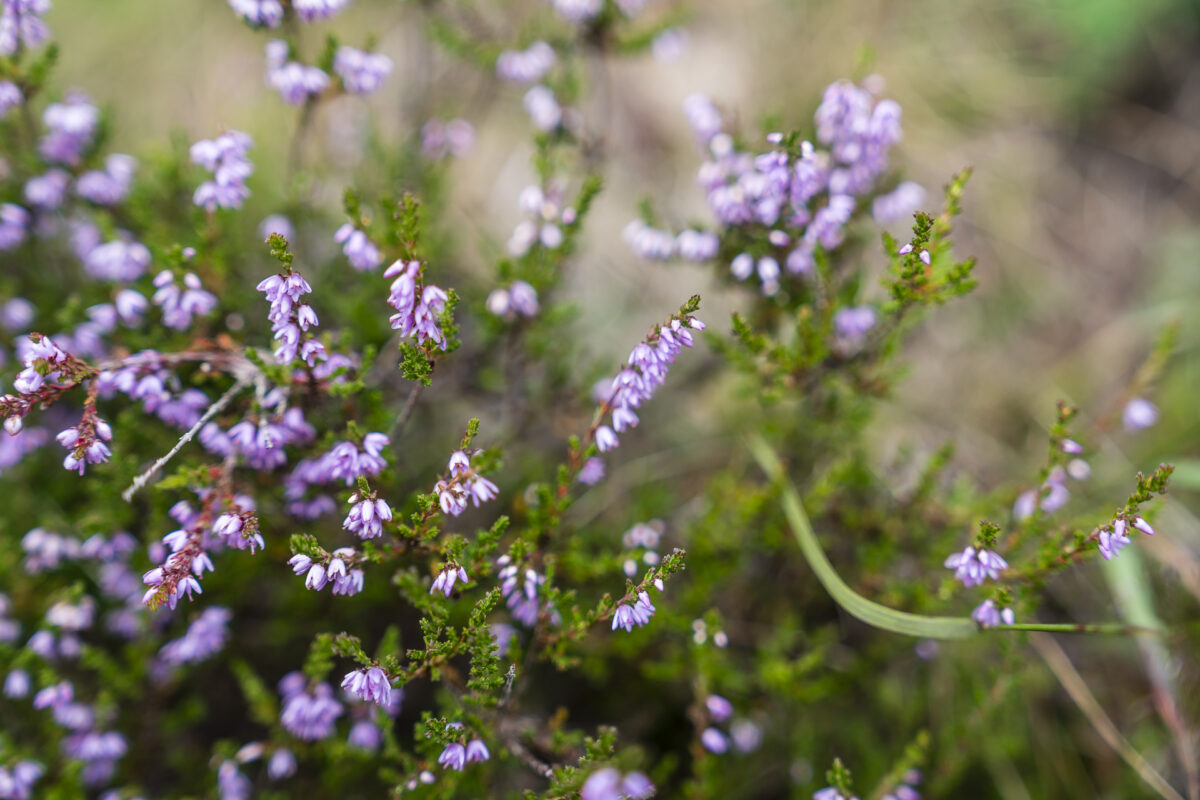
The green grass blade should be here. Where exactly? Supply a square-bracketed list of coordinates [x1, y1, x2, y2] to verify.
[748, 435, 978, 640]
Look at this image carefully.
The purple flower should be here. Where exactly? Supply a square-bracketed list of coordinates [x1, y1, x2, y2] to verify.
[259, 213, 295, 243]
[438, 742, 466, 771]
[622, 772, 655, 799]
[577, 457, 605, 485]
[420, 117, 475, 160]
[595, 312, 705, 456]
[523, 85, 562, 131]
[496, 41, 556, 84]
[833, 306, 876, 353]
[228, 0, 283, 27]
[24, 169, 70, 209]
[814, 790, 854, 800]
[497, 556, 548, 627]
[675, 229, 719, 261]
[334, 223, 382, 271]
[1098, 519, 1132, 561]
[700, 727, 728, 754]
[705, 694, 733, 722]
[0, 759, 44, 800]
[217, 760, 251, 800]
[431, 565, 469, 596]
[581, 768, 621, 800]
[333, 46, 392, 94]
[33, 680, 73, 710]
[347, 719, 381, 750]
[292, 0, 350, 22]
[872, 181, 925, 224]
[465, 739, 489, 763]
[158, 607, 232, 664]
[340, 666, 392, 707]
[383, 259, 449, 348]
[943, 545, 1007, 587]
[191, 130, 253, 211]
[265, 40, 330, 105]
[651, 28, 687, 61]
[342, 493, 392, 539]
[40, 93, 99, 166]
[83, 237, 151, 282]
[0, 203, 28, 251]
[4, 669, 30, 697]
[623, 220, 676, 261]
[257, 268, 325, 367]
[508, 182, 571, 256]
[1123, 397, 1158, 432]
[267, 747, 296, 779]
[0, 0, 50, 56]
[153, 271, 218, 330]
[971, 599, 1014, 628]
[0, 79, 21, 116]
[683, 93, 722, 147]
[612, 590, 656, 632]
[77, 154, 136, 205]
[552, 0, 601, 25]
[486, 281, 539, 319]
[280, 681, 343, 740]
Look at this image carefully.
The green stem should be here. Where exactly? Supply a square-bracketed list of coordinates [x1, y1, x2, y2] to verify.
[747, 435, 1157, 640]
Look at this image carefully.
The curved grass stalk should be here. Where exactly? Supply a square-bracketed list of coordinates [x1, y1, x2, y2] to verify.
[747, 435, 1158, 639]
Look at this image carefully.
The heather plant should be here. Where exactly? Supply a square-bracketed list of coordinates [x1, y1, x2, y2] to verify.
[0, 2, 1194, 799]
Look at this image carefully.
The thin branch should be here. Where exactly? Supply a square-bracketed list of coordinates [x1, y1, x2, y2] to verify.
[1032, 632, 1185, 800]
[388, 384, 424, 438]
[122, 377, 250, 502]
[502, 734, 555, 780]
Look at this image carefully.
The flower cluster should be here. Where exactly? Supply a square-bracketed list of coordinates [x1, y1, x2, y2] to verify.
[971, 600, 1014, 629]
[292, 0, 350, 23]
[340, 666, 392, 707]
[591, 311, 705, 459]
[430, 564, 469, 597]
[523, 85, 564, 132]
[1098, 515, 1155, 561]
[497, 555, 547, 626]
[383, 259, 449, 349]
[334, 223, 382, 271]
[55, 408, 113, 475]
[580, 767, 655, 800]
[943, 545, 1008, 588]
[81, 235, 150, 282]
[227, 0, 283, 27]
[437, 725, 490, 771]
[333, 46, 392, 94]
[486, 280, 539, 319]
[40, 93, 98, 166]
[612, 590, 657, 633]
[632, 79, 908, 296]
[265, 40, 329, 106]
[152, 270, 218, 331]
[191, 130, 254, 211]
[420, 118, 475, 160]
[496, 41, 556, 84]
[77, 154, 137, 206]
[257, 268, 326, 366]
[0, 0, 50, 56]
[342, 490, 392, 539]
[433, 449, 498, 516]
[279, 673, 343, 740]
[508, 183, 575, 256]
[289, 548, 365, 596]
[158, 607, 232, 665]
[0, 760, 43, 800]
